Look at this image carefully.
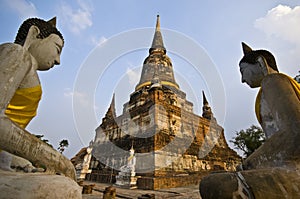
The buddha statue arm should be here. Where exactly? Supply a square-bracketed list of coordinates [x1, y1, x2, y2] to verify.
[0, 44, 31, 110]
[0, 117, 76, 179]
[0, 44, 76, 180]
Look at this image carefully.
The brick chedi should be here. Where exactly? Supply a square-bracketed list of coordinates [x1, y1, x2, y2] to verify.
[89, 15, 241, 190]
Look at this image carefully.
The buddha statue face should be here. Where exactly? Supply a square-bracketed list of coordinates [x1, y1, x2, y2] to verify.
[239, 42, 278, 88]
[28, 34, 63, 71]
[14, 17, 64, 71]
[239, 62, 264, 88]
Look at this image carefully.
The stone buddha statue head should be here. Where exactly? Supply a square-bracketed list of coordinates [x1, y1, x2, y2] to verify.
[239, 42, 278, 88]
[14, 17, 64, 71]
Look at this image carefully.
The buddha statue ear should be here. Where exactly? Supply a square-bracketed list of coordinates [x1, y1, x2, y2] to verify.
[23, 25, 40, 50]
[256, 56, 267, 75]
[256, 56, 277, 76]
[47, 17, 56, 27]
[242, 42, 252, 55]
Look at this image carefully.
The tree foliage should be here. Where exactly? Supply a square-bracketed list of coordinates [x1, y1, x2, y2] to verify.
[57, 139, 69, 154]
[230, 125, 265, 157]
[34, 134, 53, 148]
[34, 135, 69, 154]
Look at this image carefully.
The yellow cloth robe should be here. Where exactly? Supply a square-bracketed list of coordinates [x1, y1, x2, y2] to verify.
[5, 85, 42, 128]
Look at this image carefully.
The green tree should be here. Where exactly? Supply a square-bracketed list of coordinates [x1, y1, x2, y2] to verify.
[230, 125, 265, 157]
[57, 139, 69, 154]
[34, 134, 53, 148]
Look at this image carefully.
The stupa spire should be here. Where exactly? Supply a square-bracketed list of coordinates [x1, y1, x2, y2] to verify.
[155, 14, 160, 31]
[105, 93, 116, 119]
[135, 15, 179, 91]
[202, 91, 209, 105]
[150, 15, 166, 54]
[202, 91, 216, 121]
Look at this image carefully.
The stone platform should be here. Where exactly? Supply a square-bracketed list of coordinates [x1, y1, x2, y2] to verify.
[137, 171, 209, 190]
[82, 181, 201, 199]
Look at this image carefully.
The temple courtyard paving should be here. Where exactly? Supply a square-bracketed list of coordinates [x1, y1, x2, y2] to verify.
[82, 181, 201, 199]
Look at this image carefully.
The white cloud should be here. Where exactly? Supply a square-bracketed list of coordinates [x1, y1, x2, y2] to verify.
[90, 36, 107, 47]
[64, 89, 89, 107]
[126, 67, 140, 86]
[58, 0, 93, 34]
[4, 0, 37, 19]
[255, 5, 300, 44]
[254, 4, 300, 76]
[64, 88, 99, 111]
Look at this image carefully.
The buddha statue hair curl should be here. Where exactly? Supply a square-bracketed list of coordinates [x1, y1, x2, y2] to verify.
[14, 17, 63, 46]
[240, 42, 278, 72]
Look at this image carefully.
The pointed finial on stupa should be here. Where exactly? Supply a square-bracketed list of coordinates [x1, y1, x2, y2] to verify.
[150, 15, 166, 53]
[202, 91, 216, 121]
[105, 93, 116, 119]
[156, 15, 160, 31]
[111, 93, 115, 104]
[202, 91, 208, 105]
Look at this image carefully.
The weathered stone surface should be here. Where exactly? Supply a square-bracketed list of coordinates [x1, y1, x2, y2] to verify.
[200, 168, 300, 199]
[82, 184, 95, 194]
[200, 172, 238, 199]
[82, 182, 201, 199]
[138, 194, 155, 199]
[0, 170, 82, 199]
[0, 117, 76, 179]
[9, 153, 46, 173]
[138, 171, 209, 190]
[241, 168, 300, 198]
[103, 186, 116, 199]
[88, 16, 241, 190]
[11, 153, 34, 169]
[0, 151, 13, 171]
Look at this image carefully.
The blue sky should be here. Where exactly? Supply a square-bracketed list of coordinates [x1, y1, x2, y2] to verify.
[1, 0, 300, 158]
